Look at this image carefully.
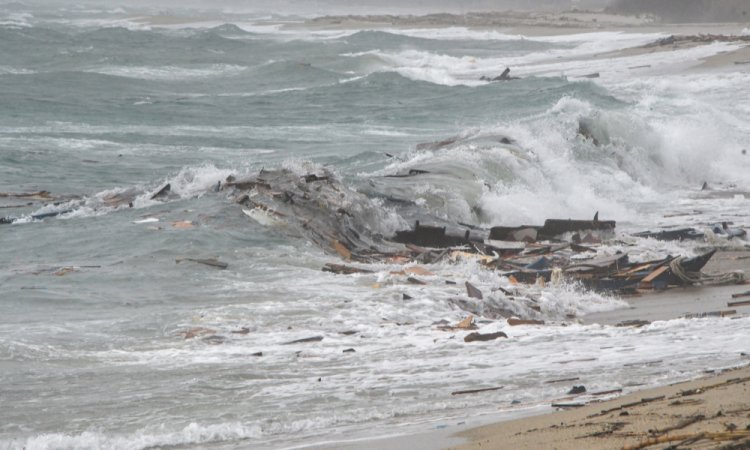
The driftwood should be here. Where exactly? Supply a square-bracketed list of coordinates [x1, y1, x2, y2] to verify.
[465, 281, 483, 299]
[322, 263, 373, 274]
[622, 431, 750, 450]
[464, 331, 508, 342]
[451, 386, 503, 396]
[283, 336, 323, 345]
[175, 258, 228, 269]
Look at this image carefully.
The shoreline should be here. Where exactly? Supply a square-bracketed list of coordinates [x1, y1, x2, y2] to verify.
[448, 364, 750, 450]
[295, 11, 750, 36]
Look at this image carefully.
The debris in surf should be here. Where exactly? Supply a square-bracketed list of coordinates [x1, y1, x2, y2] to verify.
[171, 220, 194, 229]
[451, 386, 503, 396]
[175, 257, 228, 269]
[465, 281, 483, 299]
[283, 336, 324, 345]
[507, 318, 545, 326]
[322, 263, 373, 275]
[681, 310, 736, 319]
[464, 331, 508, 342]
[180, 327, 216, 339]
[150, 183, 172, 200]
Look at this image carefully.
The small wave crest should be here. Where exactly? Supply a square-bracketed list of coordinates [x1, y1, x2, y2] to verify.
[18, 422, 262, 450]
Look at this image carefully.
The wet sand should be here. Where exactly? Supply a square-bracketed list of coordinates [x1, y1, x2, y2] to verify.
[449, 364, 750, 450]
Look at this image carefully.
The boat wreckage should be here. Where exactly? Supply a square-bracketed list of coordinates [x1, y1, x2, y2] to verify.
[3, 167, 746, 309]
[219, 168, 745, 298]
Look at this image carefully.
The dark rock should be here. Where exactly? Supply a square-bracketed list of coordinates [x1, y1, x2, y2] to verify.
[568, 385, 587, 395]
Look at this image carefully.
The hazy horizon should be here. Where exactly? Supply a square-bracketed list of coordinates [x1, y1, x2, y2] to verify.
[11, 0, 614, 16]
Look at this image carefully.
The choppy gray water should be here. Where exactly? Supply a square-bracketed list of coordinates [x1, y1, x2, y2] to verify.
[1, 4, 750, 450]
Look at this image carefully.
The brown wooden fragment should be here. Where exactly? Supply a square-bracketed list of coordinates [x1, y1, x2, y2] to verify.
[464, 331, 508, 342]
[451, 386, 503, 396]
[465, 281, 483, 299]
[507, 318, 545, 326]
[332, 240, 352, 260]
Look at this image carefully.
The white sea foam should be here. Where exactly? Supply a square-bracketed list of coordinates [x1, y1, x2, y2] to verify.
[20, 422, 263, 450]
[85, 64, 247, 81]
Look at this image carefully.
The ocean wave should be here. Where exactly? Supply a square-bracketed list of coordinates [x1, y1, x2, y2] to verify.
[83, 64, 247, 81]
[19, 422, 263, 450]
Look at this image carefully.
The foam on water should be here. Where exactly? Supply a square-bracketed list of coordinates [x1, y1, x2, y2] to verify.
[3, 7, 750, 449]
[84, 64, 248, 81]
[20, 422, 263, 450]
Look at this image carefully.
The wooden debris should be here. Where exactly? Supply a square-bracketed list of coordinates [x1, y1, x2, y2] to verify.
[728, 299, 750, 307]
[590, 388, 623, 396]
[202, 335, 226, 345]
[171, 220, 194, 229]
[651, 415, 706, 436]
[616, 320, 651, 328]
[175, 258, 228, 269]
[622, 431, 750, 450]
[150, 183, 171, 200]
[283, 336, 323, 345]
[456, 316, 476, 330]
[464, 331, 508, 343]
[322, 263, 373, 275]
[507, 318, 545, 326]
[53, 267, 78, 276]
[332, 240, 352, 260]
[552, 402, 586, 409]
[545, 377, 580, 384]
[730, 291, 750, 299]
[451, 386, 503, 396]
[404, 266, 434, 276]
[180, 327, 216, 339]
[407, 277, 427, 285]
[465, 281, 483, 299]
[682, 310, 736, 319]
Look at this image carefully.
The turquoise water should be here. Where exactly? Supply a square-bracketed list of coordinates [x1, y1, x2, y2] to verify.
[2, 4, 750, 450]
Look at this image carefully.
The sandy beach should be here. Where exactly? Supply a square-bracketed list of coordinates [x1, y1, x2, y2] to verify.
[449, 364, 750, 450]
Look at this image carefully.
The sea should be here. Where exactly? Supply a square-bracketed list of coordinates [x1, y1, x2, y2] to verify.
[1, 3, 750, 450]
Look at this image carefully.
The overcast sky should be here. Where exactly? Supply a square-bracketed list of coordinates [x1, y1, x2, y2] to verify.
[29, 0, 613, 15]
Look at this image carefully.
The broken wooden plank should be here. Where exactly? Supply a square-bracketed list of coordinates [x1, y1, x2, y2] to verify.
[616, 320, 651, 328]
[332, 240, 352, 260]
[283, 336, 323, 345]
[545, 377, 580, 384]
[322, 263, 373, 275]
[590, 388, 623, 396]
[728, 299, 750, 307]
[465, 281, 483, 299]
[407, 276, 427, 285]
[507, 318, 545, 326]
[730, 291, 750, 299]
[641, 265, 669, 283]
[464, 331, 507, 343]
[682, 310, 736, 319]
[175, 258, 228, 269]
[451, 386, 503, 396]
[552, 402, 586, 408]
